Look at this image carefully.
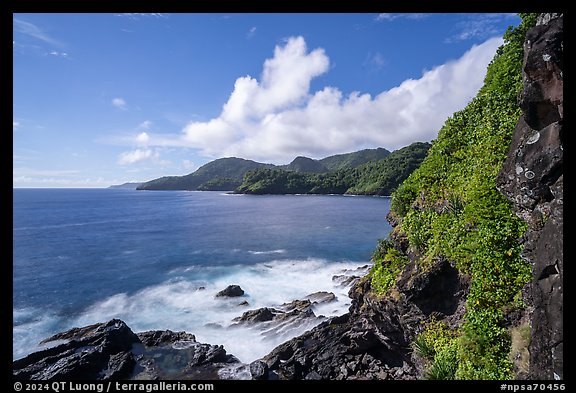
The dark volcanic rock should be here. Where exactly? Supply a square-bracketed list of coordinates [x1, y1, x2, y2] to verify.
[13, 320, 243, 380]
[137, 330, 196, 347]
[215, 285, 245, 297]
[281, 299, 312, 311]
[232, 307, 276, 324]
[259, 261, 469, 380]
[332, 274, 360, 287]
[249, 360, 269, 380]
[305, 291, 337, 304]
[13, 319, 140, 380]
[496, 13, 563, 380]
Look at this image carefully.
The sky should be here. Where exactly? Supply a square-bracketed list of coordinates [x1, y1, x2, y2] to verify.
[13, 13, 521, 188]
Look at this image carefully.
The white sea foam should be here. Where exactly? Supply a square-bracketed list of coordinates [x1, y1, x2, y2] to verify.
[13, 259, 370, 363]
[247, 249, 287, 255]
[13, 308, 66, 360]
[77, 259, 368, 363]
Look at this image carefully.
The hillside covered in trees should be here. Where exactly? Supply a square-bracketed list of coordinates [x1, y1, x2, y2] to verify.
[138, 144, 428, 196]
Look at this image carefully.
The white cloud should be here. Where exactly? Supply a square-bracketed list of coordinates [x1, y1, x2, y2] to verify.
[375, 13, 429, 22]
[13, 167, 80, 177]
[363, 51, 386, 71]
[133, 35, 502, 163]
[48, 50, 69, 58]
[115, 13, 167, 20]
[446, 14, 519, 43]
[247, 26, 257, 38]
[169, 37, 502, 162]
[181, 36, 329, 159]
[13, 121, 20, 130]
[136, 132, 150, 145]
[118, 148, 158, 165]
[137, 120, 153, 130]
[182, 160, 196, 170]
[112, 97, 127, 110]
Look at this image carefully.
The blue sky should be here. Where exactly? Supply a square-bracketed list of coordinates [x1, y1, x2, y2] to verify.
[13, 13, 521, 188]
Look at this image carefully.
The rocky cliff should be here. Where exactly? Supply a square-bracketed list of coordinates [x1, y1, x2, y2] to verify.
[496, 13, 563, 380]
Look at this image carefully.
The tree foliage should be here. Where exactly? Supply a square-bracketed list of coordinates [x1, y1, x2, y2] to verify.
[236, 142, 431, 195]
[379, 14, 538, 379]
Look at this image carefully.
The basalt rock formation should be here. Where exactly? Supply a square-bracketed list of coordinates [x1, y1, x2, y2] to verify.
[12, 319, 242, 380]
[496, 13, 563, 380]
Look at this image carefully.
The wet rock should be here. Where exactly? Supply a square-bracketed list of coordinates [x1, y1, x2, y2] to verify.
[280, 298, 312, 311]
[305, 291, 337, 304]
[13, 320, 243, 381]
[332, 274, 360, 287]
[137, 330, 196, 347]
[232, 307, 275, 324]
[249, 360, 269, 380]
[13, 319, 140, 380]
[215, 285, 245, 297]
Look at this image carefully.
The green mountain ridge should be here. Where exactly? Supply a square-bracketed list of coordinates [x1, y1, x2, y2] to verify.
[236, 142, 430, 195]
[137, 157, 275, 191]
[280, 156, 330, 174]
[319, 147, 390, 171]
[137, 146, 396, 192]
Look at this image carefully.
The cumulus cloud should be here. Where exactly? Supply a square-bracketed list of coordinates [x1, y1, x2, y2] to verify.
[136, 35, 502, 163]
[112, 97, 127, 110]
[118, 148, 158, 165]
[135, 132, 150, 145]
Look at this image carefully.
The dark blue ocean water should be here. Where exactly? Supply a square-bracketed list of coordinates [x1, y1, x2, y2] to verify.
[13, 189, 391, 362]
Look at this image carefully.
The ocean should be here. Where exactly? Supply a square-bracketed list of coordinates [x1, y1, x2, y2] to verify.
[13, 189, 392, 362]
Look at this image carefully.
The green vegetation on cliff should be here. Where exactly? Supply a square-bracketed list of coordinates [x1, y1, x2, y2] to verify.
[372, 14, 538, 379]
[236, 142, 430, 195]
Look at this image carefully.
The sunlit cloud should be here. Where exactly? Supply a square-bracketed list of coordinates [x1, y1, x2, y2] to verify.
[118, 148, 158, 165]
[136, 35, 502, 163]
[106, 33, 503, 167]
[112, 97, 127, 110]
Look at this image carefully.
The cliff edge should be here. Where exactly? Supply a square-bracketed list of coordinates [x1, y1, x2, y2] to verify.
[496, 13, 563, 380]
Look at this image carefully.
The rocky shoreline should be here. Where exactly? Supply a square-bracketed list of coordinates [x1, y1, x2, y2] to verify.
[12, 271, 365, 381]
[12, 255, 464, 381]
